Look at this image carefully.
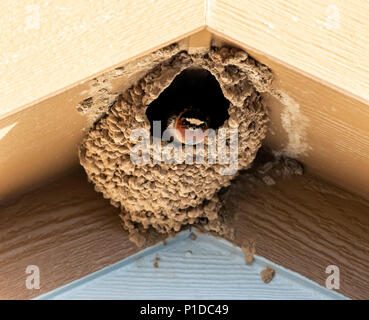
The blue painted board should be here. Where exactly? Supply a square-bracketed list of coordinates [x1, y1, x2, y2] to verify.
[36, 231, 347, 300]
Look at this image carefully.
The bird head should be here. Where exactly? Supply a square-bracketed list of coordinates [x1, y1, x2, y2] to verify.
[174, 107, 209, 145]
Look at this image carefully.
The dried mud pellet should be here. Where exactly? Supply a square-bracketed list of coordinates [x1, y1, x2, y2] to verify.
[260, 266, 275, 283]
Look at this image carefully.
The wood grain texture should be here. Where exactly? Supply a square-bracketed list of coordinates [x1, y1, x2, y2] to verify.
[0, 165, 368, 299]
[224, 168, 369, 300]
[0, 168, 141, 300]
[208, 0, 369, 104]
[0, 0, 205, 119]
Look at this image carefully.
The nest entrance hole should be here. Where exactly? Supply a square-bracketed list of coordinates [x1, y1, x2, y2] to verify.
[146, 67, 230, 139]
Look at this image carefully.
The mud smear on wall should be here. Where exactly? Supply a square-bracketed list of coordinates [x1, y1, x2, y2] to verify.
[77, 42, 274, 246]
[269, 88, 310, 158]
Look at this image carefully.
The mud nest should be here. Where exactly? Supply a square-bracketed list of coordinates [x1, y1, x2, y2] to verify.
[79, 43, 272, 246]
